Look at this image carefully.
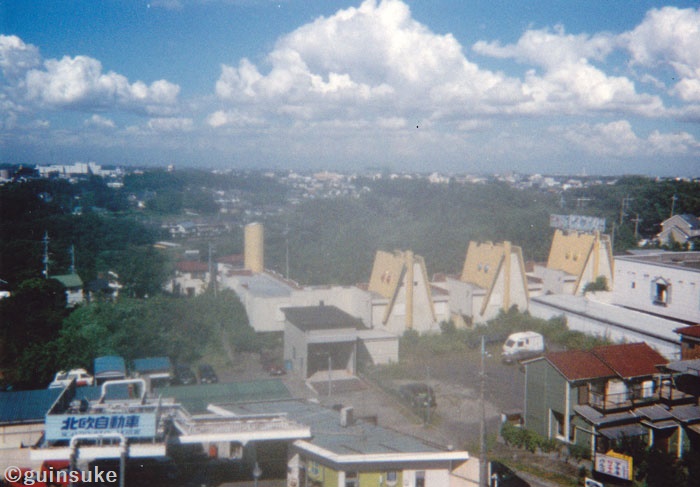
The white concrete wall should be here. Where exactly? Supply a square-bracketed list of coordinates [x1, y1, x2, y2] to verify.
[358, 336, 399, 365]
[283, 323, 309, 376]
[0, 424, 44, 450]
[529, 297, 680, 360]
[612, 257, 700, 323]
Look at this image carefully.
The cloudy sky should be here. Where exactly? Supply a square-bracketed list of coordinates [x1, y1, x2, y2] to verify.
[2, 0, 699, 176]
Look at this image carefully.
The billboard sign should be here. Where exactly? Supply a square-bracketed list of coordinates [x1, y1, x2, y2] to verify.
[45, 413, 157, 441]
[550, 214, 606, 233]
[595, 450, 633, 481]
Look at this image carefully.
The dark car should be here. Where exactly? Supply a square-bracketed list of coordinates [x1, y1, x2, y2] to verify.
[490, 461, 530, 487]
[173, 364, 197, 386]
[398, 382, 437, 408]
[266, 363, 286, 376]
[198, 364, 218, 384]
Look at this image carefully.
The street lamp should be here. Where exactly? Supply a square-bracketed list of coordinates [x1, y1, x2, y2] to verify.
[253, 461, 262, 487]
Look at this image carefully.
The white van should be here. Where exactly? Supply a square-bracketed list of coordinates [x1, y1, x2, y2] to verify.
[502, 331, 545, 363]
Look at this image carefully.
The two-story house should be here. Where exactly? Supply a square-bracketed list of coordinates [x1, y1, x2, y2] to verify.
[523, 342, 668, 458]
[657, 214, 700, 248]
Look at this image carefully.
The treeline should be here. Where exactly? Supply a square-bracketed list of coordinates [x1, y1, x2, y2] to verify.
[0, 288, 257, 389]
[262, 176, 699, 286]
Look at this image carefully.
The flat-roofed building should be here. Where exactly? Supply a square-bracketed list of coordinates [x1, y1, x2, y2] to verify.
[223, 399, 476, 487]
[612, 250, 700, 325]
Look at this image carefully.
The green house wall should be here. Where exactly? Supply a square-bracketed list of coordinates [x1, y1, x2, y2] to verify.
[525, 358, 571, 439]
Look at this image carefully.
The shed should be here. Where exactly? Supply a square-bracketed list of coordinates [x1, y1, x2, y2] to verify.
[133, 357, 173, 387]
[93, 356, 126, 384]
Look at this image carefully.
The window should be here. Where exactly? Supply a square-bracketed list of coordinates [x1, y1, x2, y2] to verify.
[415, 471, 425, 487]
[385, 471, 398, 486]
[652, 279, 670, 306]
[576, 384, 589, 405]
[345, 471, 357, 487]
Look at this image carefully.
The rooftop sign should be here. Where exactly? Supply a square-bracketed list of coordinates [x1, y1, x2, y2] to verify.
[550, 214, 606, 233]
[45, 412, 157, 441]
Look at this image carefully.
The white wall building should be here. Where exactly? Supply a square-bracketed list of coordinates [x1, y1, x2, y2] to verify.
[612, 251, 700, 324]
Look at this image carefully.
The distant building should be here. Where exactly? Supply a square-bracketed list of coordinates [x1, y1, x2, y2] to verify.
[366, 250, 446, 335]
[51, 273, 84, 307]
[167, 260, 212, 297]
[657, 214, 700, 248]
[446, 241, 530, 326]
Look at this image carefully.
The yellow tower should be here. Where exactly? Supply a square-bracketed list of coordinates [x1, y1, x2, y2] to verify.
[244, 222, 264, 274]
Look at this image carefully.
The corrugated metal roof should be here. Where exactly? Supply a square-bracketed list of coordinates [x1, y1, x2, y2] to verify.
[675, 326, 700, 339]
[156, 379, 290, 414]
[133, 357, 172, 373]
[599, 423, 646, 440]
[0, 388, 62, 424]
[545, 350, 615, 381]
[592, 342, 667, 378]
[52, 274, 83, 288]
[668, 404, 700, 423]
[94, 356, 126, 377]
[635, 404, 674, 422]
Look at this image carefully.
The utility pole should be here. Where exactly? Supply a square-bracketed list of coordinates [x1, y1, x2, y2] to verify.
[631, 213, 642, 241]
[69, 244, 76, 274]
[208, 242, 217, 297]
[285, 218, 290, 280]
[42, 231, 50, 278]
[671, 194, 678, 218]
[575, 197, 591, 210]
[479, 336, 488, 487]
[620, 196, 634, 225]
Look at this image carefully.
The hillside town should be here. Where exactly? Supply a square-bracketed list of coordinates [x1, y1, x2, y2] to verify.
[1, 164, 699, 487]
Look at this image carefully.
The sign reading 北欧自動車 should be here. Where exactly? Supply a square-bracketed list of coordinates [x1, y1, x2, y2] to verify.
[44, 413, 157, 440]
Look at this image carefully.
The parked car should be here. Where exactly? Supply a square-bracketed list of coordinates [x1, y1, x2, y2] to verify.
[490, 461, 530, 487]
[501, 331, 545, 364]
[398, 382, 437, 409]
[198, 364, 218, 384]
[48, 368, 94, 388]
[172, 364, 197, 385]
[266, 363, 286, 376]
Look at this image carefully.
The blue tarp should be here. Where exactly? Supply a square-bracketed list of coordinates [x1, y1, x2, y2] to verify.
[133, 357, 172, 373]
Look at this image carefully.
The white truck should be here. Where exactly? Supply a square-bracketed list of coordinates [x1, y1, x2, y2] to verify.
[501, 331, 545, 363]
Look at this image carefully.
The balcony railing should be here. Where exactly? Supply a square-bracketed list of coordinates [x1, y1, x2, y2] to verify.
[589, 390, 658, 411]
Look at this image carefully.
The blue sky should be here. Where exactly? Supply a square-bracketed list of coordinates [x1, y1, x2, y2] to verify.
[2, 0, 699, 176]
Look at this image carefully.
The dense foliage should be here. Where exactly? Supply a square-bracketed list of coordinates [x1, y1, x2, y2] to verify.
[1, 290, 255, 388]
[266, 179, 560, 285]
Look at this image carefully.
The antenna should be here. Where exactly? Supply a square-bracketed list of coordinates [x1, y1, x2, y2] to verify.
[671, 194, 678, 218]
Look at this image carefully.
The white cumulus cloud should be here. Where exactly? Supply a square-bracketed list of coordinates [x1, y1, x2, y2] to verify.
[623, 7, 700, 102]
[25, 55, 180, 112]
[84, 114, 116, 129]
[147, 117, 193, 132]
